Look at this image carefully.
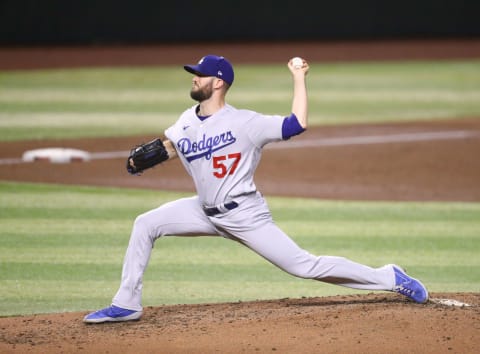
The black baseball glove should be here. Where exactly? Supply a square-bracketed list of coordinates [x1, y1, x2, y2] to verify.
[126, 138, 169, 175]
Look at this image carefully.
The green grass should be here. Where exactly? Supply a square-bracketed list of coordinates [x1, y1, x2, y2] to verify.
[1, 60, 480, 141]
[1, 181, 479, 316]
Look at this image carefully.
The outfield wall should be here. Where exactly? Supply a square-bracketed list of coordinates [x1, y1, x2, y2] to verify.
[1, 0, 479, 45]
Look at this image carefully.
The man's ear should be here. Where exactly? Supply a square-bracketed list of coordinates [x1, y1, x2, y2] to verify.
[214, 78, 225, 90]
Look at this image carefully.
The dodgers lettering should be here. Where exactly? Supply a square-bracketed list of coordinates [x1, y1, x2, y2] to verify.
[178, 131, 236, 162]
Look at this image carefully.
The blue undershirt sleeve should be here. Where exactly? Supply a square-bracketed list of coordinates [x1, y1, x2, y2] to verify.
[281, 113, 305, 140]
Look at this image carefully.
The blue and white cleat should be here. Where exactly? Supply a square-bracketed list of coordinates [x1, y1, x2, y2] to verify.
[83, 305, 142, 323]
[391, 265, 429, 304]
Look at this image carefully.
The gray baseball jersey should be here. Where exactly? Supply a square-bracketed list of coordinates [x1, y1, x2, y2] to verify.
[165, 103, 283, 207]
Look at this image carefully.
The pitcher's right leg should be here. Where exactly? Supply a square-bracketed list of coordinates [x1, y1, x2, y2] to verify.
[113, 196, 217, 310]
[84, 196, 217, 323]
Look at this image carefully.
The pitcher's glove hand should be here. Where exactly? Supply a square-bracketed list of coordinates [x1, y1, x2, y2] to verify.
[126, 138, 169, 175]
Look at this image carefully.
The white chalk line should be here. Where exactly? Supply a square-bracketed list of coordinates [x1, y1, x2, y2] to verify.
[0, 130, 478, 165]
[0, 150, 130, 165]
[268, 130, 479, 149]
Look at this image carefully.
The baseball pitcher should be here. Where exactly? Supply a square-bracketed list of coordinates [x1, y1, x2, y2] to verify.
[84, 55, 428, 323]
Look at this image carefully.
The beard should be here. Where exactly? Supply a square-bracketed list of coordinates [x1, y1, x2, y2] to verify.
[190, 82, 213, 102]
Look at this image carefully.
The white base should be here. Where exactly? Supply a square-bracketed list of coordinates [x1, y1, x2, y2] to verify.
[430, 298, 472, 307]
[22, 148, 91, 164]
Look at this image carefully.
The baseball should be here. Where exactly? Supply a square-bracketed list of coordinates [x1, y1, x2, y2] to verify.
[292, 57, 303, 68]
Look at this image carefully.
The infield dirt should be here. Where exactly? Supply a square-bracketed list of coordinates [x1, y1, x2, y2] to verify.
[0, 39, 479, 353]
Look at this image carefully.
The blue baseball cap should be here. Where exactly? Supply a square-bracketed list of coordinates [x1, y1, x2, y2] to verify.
[184, 55, 234, 86]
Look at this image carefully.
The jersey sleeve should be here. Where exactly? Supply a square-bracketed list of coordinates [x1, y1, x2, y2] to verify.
[245, 112, 285, 148]
[246, 112, 306, 147]
[282, 113, 305, 140]
[164, 125, 177, 143]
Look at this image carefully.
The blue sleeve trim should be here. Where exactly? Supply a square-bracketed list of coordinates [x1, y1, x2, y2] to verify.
[282, 113, 305, 140]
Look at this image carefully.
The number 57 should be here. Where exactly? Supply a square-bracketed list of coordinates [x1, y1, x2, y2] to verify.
[212, 153, 242, 178]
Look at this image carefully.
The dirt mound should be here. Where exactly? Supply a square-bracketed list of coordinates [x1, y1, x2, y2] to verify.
[0, 293, 478, 353]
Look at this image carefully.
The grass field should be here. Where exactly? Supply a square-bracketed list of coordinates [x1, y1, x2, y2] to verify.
[1, 181, 479, 316]
[1, 60, 480, 141]
[0, 60, 479, 316]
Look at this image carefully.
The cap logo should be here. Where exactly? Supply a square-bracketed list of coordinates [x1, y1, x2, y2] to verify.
[218, 70, 223, 77]
[198, 57, 205, 64]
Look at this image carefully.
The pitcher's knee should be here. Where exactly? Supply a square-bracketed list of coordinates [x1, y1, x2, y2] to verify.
[132, 213, 161, 243]
[279, 255, 332, 280]
[278, 266, 316, 279]
[278, 260, 316, 279]
[133, 213, 148, 232]
[286, 265, 318, 279]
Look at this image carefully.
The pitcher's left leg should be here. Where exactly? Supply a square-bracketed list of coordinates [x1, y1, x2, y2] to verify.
[236, 222, 395, 291]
